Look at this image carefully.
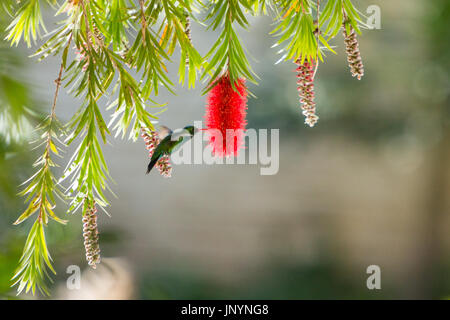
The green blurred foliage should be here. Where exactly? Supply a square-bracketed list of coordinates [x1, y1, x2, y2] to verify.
[0, 1, 68, 298]
[139, 259, 394, 300]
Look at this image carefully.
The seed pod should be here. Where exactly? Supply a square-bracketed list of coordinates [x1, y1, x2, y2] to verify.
[83, 202, 101, 269]
[343, 22, 364, 80]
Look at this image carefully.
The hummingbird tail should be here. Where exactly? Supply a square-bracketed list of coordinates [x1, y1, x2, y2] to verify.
[146, 156, 159, 174]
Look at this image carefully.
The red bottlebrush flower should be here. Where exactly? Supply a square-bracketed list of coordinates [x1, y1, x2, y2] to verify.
[205, 75, 248, 157]
[295, 58, 318, 127]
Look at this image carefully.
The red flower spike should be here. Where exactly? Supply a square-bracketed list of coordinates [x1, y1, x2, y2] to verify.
[205, 75, 248, 157]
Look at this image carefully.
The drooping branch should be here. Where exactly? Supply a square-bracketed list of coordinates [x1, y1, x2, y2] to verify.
[11, 34, 73, 296]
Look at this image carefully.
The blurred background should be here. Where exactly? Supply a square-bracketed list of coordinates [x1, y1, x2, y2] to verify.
[0, 0, 449, 299]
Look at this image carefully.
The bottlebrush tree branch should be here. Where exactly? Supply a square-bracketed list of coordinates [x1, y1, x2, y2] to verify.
[11, 34, 72, 296]
[202, 0, 258, 91]
[5, 0, 57, 47]
[272, 0, 333, 63]
[319, 0, 363, 37]
[319, 0, 365, 79]
[158, 0, 204, 88]
[58, 0, 113, 217]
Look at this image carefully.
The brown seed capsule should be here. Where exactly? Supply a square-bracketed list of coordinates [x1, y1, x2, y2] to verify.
[83, 203, 101, 269]
[342, 23, 364, 80]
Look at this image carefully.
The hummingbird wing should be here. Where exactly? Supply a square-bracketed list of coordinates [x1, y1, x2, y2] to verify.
[158, 125, 172, 140]
[171, 127, 192, 141]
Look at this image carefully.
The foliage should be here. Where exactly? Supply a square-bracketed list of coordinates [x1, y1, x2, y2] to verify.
[3, 0, 366, 296]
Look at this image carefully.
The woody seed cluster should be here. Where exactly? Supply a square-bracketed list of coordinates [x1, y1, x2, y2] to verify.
[83, 203, 101, 269]
[343, 23, 364, 80]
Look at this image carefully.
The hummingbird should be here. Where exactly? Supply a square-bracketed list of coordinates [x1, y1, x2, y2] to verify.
[146, 125, 198, 174]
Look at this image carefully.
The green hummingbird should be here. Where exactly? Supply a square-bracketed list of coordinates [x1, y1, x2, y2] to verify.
[147, 125, 198, 174]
